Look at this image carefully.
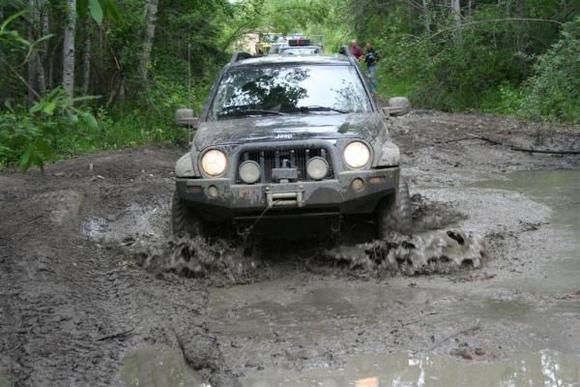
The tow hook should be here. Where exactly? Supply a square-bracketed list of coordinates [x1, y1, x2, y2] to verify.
[330, 216, 342, 233]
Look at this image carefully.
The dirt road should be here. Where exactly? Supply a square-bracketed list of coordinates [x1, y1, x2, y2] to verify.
[1, 111, 579, 386]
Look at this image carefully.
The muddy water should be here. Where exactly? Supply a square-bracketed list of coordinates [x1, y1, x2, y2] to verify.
[476, 170, 580, 294]
[241, 350, 580, 387]
[225, 170, 580, 385]
[120, 345, 202, 387]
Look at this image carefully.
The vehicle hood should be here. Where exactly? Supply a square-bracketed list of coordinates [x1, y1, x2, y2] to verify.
[194, 113, 385, 149]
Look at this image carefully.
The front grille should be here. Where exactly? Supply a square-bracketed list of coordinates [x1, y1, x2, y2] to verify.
[237, 146, 334, 183]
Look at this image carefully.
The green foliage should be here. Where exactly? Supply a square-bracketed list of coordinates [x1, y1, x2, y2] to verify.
[0, 86, 188, 171]
[0, 11, 30, 48]
[480, 82, 524, 115]
[77, 0, 122, 24]
[353, 0, 578, 120]
[0, 88, 98, 171]
[371, 4, 532, 111]
[520, 18, 580, 123]
[223, 0, 351, 53]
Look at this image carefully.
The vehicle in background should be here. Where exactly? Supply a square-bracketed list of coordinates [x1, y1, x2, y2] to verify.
[269, 35, 324, 55]
[279, 39, 323, 55]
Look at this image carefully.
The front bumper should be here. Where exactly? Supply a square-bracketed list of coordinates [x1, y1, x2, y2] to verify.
[176, 167, 399, 221]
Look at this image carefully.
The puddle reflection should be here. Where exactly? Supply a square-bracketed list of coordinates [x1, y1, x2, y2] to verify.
[241, 350, 580, 387]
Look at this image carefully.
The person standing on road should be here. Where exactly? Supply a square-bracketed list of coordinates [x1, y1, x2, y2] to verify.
[350, 39, 363, 60]
[364, 42, 379, 93]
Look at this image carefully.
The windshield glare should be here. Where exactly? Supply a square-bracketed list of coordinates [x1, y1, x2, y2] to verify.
[210, 65, 372, 120]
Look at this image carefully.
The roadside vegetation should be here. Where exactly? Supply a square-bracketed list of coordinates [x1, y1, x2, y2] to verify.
[0, 0, 578, 171]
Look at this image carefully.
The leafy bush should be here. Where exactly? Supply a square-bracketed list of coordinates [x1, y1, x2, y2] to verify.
[520, 18, 580, 123]
[374, 4, 531, 112]
[0, 88, 98, 171]
[480, 82, 524, 115]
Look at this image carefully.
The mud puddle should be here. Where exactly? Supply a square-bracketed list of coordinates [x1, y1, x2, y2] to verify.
[241, 350, 580, 387]
[121, 345, 203, 387]
[474, 169, 580, 294]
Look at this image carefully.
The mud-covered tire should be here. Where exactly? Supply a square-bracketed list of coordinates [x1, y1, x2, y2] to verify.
[171, 191, 203, 238]
[376, 178, 411, 238]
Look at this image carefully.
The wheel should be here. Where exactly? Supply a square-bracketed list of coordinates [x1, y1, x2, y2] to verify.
[376, 178, 411, 238]
[171, 190, 203, 238]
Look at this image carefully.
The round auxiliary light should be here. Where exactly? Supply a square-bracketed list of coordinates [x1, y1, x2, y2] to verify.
[239, 160, 261, 184]
[201, 149, 227, 177]
[207, 185, 219, 198]
[306, 157, 329, 180]
[343, 141, 371, 169]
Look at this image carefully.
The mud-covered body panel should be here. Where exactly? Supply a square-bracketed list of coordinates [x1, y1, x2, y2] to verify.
[194, 113, 384, 147]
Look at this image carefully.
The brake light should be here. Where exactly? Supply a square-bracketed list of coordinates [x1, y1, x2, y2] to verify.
[288, 39, 311, 46]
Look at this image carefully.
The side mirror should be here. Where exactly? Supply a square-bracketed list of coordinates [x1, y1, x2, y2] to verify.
[382, 97, 411, 117]
[175, 108, 199, 128]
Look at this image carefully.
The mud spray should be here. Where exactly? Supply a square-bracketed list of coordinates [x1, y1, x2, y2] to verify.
[324, 230, 487, 276]
[109, 195, 487, 283]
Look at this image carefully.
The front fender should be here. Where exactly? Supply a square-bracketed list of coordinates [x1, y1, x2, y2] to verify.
[175, 153, 195, 177]
[375, 141, 400, 167]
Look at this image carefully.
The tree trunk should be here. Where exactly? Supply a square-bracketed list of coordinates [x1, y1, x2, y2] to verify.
[40, 0, 50, 89]
[62, 0, 76, 97]
[516, 0, 527, 51]
[0, 6, 4, 103]
[422, 0, 430, 33]
[28, 0, 39, 103]
[28, 0, 48, 102]
[28, 30, 38, 103]
[140, 0, 159, 82]
[451, 0, 462, 41]
[81, 30, 91, 95]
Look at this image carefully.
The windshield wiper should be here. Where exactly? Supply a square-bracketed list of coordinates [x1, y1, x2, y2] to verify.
[218, 107, 285, 118]
[297, 106, 347, 114]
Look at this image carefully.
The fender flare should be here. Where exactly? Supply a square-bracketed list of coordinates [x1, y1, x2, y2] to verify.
[376, 141, 400, 167]
[175, 153, 195, 177]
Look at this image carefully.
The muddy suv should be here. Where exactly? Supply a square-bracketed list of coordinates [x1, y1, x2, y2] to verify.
[172, 50, 411, 239]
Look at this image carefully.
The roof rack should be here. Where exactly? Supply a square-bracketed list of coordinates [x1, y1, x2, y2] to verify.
[230, 51, 254, 63]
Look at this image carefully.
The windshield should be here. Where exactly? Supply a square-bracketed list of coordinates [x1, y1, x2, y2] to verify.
[210, 65, 372, 120]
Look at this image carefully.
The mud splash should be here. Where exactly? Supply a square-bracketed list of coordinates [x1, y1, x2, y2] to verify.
[119, 236, 262, 285]
[325, 230, 487, 276]
[83, 202, 170, 243]
[410, 193, 468, 232]
[107, 191, 481, 281]
[119, 228, 487, 284]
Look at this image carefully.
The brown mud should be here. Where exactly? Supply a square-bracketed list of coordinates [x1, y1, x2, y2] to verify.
[1, 111, 579, 386]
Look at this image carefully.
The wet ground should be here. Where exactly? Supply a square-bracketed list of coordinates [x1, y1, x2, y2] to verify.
[0, 111, 579, 386]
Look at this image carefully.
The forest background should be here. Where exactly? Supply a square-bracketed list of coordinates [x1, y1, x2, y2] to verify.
[0, 0, 578, 170]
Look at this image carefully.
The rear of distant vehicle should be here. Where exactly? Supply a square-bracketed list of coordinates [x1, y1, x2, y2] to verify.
[279, 45, 322, 56]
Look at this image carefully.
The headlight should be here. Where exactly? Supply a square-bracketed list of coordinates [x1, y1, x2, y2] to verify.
[239, 160, 261, 184]
[306, 157, 329, 180]
[201, 149, 227, 176]
[343, 141, 371, 169]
